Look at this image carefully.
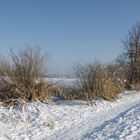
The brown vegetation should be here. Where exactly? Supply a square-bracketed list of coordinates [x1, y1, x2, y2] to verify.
[0, 47, 54, 103]
[73, 62, 125, 105]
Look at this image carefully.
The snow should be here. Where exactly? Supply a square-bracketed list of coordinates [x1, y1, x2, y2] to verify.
[45, 78, 76, 86]
[84, 103, 140, 140]
[0, 91, 140, 140]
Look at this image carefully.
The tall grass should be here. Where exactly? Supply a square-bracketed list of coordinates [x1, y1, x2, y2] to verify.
[0, 47, 54, 103]
[72, 62, 125, 104]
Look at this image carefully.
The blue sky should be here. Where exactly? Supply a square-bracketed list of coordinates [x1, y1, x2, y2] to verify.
[0, 0, 140, 74]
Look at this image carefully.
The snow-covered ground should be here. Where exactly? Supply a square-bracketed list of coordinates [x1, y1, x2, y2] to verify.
[0, 91, 140, 140]
[45, 78, 76, 86]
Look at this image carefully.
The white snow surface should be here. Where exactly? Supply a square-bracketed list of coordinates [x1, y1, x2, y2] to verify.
[45, 78, 76, 86]
[0, 91, 140, 140]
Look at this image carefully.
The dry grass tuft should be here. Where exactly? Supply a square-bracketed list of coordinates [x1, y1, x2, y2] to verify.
[73, 62, 125, 105]
[0, 47, 55, 103]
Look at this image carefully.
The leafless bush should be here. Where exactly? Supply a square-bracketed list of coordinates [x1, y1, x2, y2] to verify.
[73, 62, 125, 104]
[0, 47, 54, 103]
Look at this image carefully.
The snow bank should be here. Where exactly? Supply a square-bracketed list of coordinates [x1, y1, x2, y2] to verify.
[0, 91, 140, 140]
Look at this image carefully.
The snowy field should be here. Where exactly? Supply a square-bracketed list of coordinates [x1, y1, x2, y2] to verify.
[45, 77, 77, 86]
[0, 79, 140, 140]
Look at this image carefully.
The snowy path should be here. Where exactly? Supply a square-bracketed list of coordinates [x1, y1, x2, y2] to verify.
[83, 103, 140, 140]
[0, 91, 140, 140]
[48, 99, 140, 140]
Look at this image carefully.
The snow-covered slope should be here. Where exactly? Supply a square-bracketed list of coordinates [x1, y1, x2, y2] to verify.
[0, 91, 140, 140]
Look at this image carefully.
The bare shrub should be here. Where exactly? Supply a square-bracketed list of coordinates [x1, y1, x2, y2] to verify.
[73, 62, 125, 104]
[0, 47, 53, 103]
